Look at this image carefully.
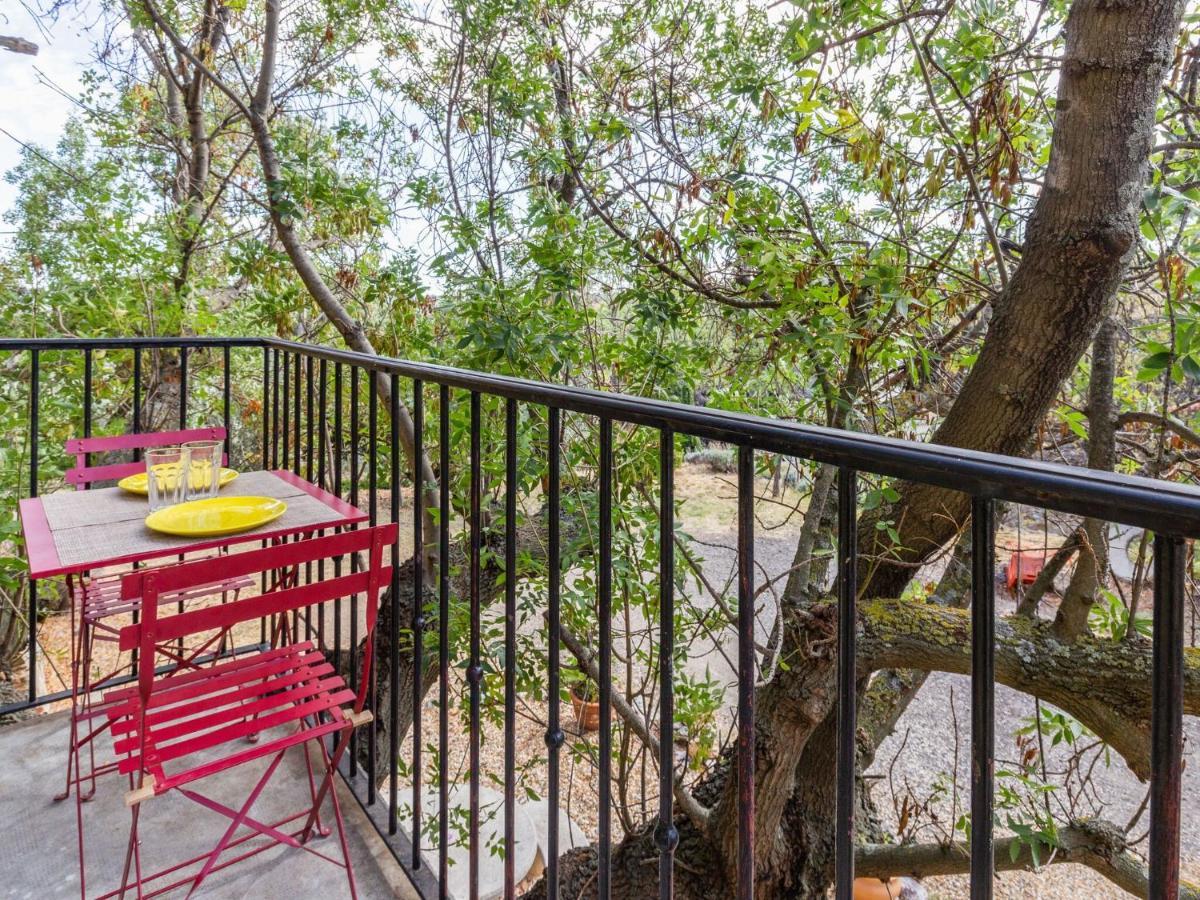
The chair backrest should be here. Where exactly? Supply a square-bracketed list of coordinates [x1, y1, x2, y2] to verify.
[118, 523, 396, 706]
[64, 427, 228, 489]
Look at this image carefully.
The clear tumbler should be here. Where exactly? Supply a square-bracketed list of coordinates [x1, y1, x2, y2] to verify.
[183, 439, 223, 500]
[146, 447, 189, 511]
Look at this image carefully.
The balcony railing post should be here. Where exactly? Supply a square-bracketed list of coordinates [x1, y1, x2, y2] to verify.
[293, 352, 302, 475]
[598, 415, 614, 900]
[503, 397, 518, 899]
[970, 496, 995, 900]
[348, 365, 360, 777]
[367, 370, 379, 803]
[261, 346, 270, 468]
[657, 428, 678, 899]
[332, 361, 343, 672]
[274, 348, 283, 468]
[438, 384, 452, 899]
[389, 371, 401, 836]
[223, 344, 232, 461]
[736, 445, 755, 900]
[82, 348, 92, 481]
[316, 357, 327, 650]
[410, 377, 424, 864]
[835, 466, 857, 899]
[1151, 533, 1185, 897]
[468, 391, 482, 899]
[27, 349, 39, 703]
[132, 347, 142, 460]
[545, 406, 562, 900]
[179, 346, 188, 430]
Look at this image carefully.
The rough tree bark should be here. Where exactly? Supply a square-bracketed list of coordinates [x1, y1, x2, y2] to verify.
[858, 1, 1183, 599]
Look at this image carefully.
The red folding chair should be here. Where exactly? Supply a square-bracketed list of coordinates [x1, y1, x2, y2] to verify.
[87, 523, 394, 900]
[59, 428, 254, 804]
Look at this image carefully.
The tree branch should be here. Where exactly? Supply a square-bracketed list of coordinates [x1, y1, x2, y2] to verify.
[859, 597, 1200, 779]
[856, 818, 1200, 899]
[1118, 409, 1200, 447]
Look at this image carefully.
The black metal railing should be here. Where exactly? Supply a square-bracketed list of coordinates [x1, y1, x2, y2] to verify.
[0, 335, 1194, 900]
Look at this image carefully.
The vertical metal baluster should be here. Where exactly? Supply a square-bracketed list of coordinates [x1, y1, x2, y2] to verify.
[503, 398, 517, 899]
[468, 391, 482, 900]
[367, 371, 379, 804]
[222, 344, 232, 460]
[306, 355, 314, 483]
[27, 350, 38, 703]
[261, 346, 269, 470]
[318, 358, 328, 489]
[317, 357, 327, 651]
[970, 496, 995, 900]
[545, 407, 562, 900]
[179, 347, 188, 430]
[657, 428, 677, 899]
[176, 346, 188, 642]
[293, 352, 302, 475]
[258, 348, 270, 648]
[132, 348, 142, 462]
[82, 349, 93, 487]
[736, 445, 755, 900]
[412, 379, 425, 865]
[261, 348, 271, 468]
[835, 467, 857, 900]
[598, 416, 613, 900]
[282, 351, 291, 470]
[1151, 533, 1184, 897]
[439, 384, 451, 900]
[304, 355, 314, 641]
[271, 348, 279, 468]
[389, 372, 401, 835]
[131, 347, 143, 661]
[349, 366, 361, 777]
[333, 362, 344, 671]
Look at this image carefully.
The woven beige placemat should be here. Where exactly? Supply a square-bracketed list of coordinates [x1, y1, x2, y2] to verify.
[40, 470, 307, 532]
[42, 488, 147, 530]
[50, 476, 342, 569]
[218, 470, 308, 499]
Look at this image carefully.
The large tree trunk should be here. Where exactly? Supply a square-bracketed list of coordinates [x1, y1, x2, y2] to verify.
[565, 3, 1187, 897]
[858, 0, 1182, 600]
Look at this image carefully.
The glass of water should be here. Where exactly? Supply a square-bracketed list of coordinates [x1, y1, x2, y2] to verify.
[146, 447, 189, 511]
[183, 439, 223, 500]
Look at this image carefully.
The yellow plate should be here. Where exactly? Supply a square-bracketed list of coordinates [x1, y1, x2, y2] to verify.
[119, 466, 238, 495]
[144, 496, 287, 537]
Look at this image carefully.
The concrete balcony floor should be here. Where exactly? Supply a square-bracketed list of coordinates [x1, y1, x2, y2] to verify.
[0, 710, 418, 899]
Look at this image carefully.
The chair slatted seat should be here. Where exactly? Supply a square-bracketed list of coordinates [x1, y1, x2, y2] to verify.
[80, 523, 394, 900]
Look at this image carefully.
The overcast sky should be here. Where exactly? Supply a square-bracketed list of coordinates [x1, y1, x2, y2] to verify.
[1, 3, 94, 232]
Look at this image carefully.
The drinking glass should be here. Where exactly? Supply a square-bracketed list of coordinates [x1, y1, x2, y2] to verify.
[183, 439, 224, 500]
[146, 447, 189, 511]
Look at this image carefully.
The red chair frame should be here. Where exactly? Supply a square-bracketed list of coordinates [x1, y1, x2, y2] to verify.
[58, 426, 249, 806]
[65, 427, 227, 489]
[84, 523, 395, 900]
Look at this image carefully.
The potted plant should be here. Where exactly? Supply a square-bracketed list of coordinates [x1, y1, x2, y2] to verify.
[567, 671, 600, 733]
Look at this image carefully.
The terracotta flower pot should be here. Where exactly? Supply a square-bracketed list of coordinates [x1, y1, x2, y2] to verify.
[853, 877, 907, 900]
[570, 687, 600, 732]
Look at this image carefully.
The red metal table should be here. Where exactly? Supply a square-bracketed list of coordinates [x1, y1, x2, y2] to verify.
[20, 468, 366, 580]
[17, 468, 367, 803]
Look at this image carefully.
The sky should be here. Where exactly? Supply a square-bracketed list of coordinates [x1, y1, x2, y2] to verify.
[0, 2, 95, 230]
